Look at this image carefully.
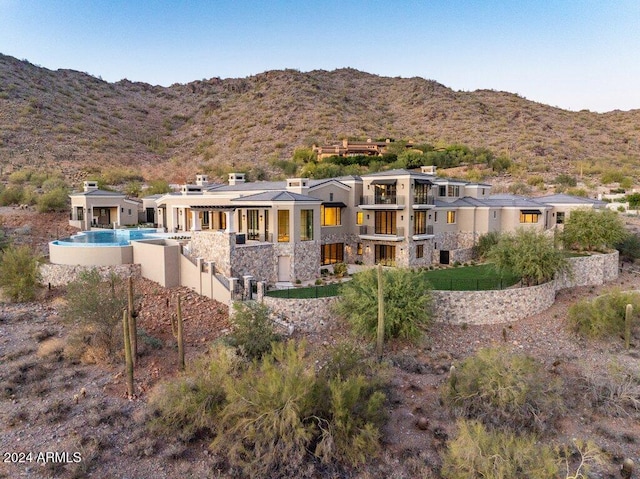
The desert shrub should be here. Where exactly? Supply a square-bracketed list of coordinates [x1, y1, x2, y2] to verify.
[507, 182, 530, 195]
[487, 228, 568, 286]
[227, 302, 280, 359]
[0, 185, 24, 205]
[601, 169, 625, 184]
[145, 179, 172, 195]
[555, 173, 578, 187]
[577, 361, 640, 417]
[36, 187, 68, 212]
[441, 347, 564, 432]
[333, 262, 348, 277]
[61, 270, 129, 363]
[334, 267, 433, 341]
[616, 233, 640, 262]
[210, 341, 318, 478]
[473, 231, 501, 260]
[40, 177, 68, 192]
[148, 345, 235, 441]
[561, 208, 627, 252]
[8, 169, 32, 184]
[526, 175, 545, 188]
[441, 420, 559, 479]
[567, 291, 640, 339]
[0, 245, 40, 302]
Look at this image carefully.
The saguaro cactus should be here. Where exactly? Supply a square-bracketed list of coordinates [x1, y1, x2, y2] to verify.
[171, 295, 185, 371]
[122, 309, 134, 398]
[128, 277, 137, 366]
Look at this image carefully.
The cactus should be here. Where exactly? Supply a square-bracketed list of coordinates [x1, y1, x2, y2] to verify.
[122, 309, 134, 398]
[128, 277, 137, 366]
[625, 304, 632, 350]
[171, 295, 185, 371]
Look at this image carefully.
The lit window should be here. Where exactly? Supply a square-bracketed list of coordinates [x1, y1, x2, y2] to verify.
[356, 211, 363, 225]
[278, 210, 290, 242]
[520, 212, 540, 223]
[321, 243, 343, 265]
[357, 242, 362, 255]
[447, 211, 456, 224]
[416, 244, 424, 258]
[321, 206, 341, 226]
[414, 211, 427, 235]
[300, 209, 313, 241]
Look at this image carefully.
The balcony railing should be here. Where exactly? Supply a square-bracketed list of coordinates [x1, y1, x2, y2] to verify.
[359, 195, 405, 206]
[359, 225, 405, 237]
[413, 225, 434, 236]
[413, 194, 435, 205]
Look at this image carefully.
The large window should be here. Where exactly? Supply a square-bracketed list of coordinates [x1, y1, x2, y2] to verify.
[414, 211, 427, 235]
[356, 211, 364, 225]
[556, 212, 565, 224]
[375, 245, 396, 266]
[375, 211, 396, 235]
[414, 183, 431, 204]
[439, 185, 460, 197]
[446, 211, 456, 224]
[321, 205, 341, 226]
[300, 209, 314, 241]
[247, 209, 259, 240]
[374, 184, 397, 204]
[321, 243, 344, 265]
[520, 211, 540, 223]
[278, 210, 290, 242]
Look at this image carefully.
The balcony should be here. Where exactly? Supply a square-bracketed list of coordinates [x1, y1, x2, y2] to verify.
[359, 195, 405, 210]
[359, 225, 405, 241]
[412, 195, 436, 208]
[412, 225, 434, 239]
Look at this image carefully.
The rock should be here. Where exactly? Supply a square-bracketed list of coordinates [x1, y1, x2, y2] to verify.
[416, 417, 429, 430]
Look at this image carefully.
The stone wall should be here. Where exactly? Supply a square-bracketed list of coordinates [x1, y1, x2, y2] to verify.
[263, 296, 339, 333]
[40, 263, 141, 287]
[555, 251, 619, 290]
[293, 240, 321, 281]
[190, 231, 233, 276]
[232, 243, 276, 282]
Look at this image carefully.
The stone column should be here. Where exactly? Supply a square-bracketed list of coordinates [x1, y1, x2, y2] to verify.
[224, 210, 235, 233]
[257, 281, 266, 302]
[243, 275, 254, 300]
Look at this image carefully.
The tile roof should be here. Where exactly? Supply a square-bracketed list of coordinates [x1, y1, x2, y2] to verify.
[230, 191, 323, 202]
[70, 189, 125, 197]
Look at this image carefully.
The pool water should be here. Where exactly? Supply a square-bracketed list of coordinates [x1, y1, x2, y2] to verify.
[53, 229, 161, 246]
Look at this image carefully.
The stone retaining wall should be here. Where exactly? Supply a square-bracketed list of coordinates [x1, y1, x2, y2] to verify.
[260, 252, 619, 328]
[40, 263, 141, 287]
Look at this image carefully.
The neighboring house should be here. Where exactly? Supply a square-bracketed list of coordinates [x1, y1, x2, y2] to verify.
[67, 170, 606, 285]
[312, 138, 413, 159]
[69, 181, 139, 229]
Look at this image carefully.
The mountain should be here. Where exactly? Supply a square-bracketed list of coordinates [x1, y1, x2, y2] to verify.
[1, 53, 639, 184]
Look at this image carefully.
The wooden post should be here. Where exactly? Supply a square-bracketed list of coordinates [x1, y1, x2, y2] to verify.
[172, 295, 185, 371]
[128, 277, 137, 366]
[625, 304, 633, 350]
[376, 263, 384, 361]
[122, 309, 134, 398]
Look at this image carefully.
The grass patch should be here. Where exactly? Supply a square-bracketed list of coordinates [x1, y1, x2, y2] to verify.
[424, 264, 520, 291]
[265, 282, 342, 298]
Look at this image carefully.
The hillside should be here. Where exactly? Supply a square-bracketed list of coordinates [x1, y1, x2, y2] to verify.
[1, 53, 640, 184]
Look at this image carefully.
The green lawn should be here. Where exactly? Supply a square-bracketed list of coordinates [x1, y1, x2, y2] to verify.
[265, 282, 342, 299]
[424, 264, 520, 291]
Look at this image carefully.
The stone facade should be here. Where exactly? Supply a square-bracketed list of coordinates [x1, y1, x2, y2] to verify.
[40, 263, 141, 287]
[293, 240, 321, 282]
[263, 296, 339, 333]
[555, 251, 619, 290]
[233, 243, 276, 282]
[190, 231, 233, 276]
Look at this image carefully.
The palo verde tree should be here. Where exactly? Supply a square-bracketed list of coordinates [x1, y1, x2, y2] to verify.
[561, 208, 627, 252]
[487, 228, 568, 286]
[334, 267, 433, 341]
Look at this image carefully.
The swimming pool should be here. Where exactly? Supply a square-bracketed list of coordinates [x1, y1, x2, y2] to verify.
[52, 228, 161, 247]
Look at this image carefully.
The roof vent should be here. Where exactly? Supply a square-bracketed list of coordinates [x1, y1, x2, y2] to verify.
[83, 181, 98, 192]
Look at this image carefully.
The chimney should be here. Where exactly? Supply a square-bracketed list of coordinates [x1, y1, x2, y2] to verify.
[421, 165, 437, 175]
[228, 173, 246, 186]
[195, 174, 209, 186]
[286, 178, 310, 195]
[83, 180, 98, 192]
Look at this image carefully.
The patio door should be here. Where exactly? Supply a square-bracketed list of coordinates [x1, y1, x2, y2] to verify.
[97, 208, 111, 226]
[247, 209, 259, 240]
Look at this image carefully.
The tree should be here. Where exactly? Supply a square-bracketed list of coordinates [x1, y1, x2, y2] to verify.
[334, 267, 433, 340]
[145, 179, 172, 196]
[487, 228, 567, 286]
[0, 245, 40, 301]
[36, 187, 68, 212]
[561, 208, 627, 252]
[616, 233, 640, 262]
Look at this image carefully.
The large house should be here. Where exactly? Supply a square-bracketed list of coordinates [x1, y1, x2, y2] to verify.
[67, 168, 605, 285]
[312, 138, 413, 159]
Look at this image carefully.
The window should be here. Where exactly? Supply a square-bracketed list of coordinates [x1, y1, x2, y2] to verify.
[202, 211, 210, 226]
[238, 211, 243, 232]
[434, 212, 438, 222]
[375, 211, 396, 235]
[329, 193, 334, 201]
[357, 242, 362, 255]
[375, 245, 396, 266]
[356, 211, 364, 225]
[556, 212, 565, 224]
[414, 183, 430, 204]
[414, 211, 427, 235]
[128, 209, 132, 215]
[264, 210, 269, 238]
[278, 210, 289, 242]
[218, 212, 227, 230]
[438, 185, 446, 197]
[247, 209, 259, 240]
[76, 207, 84, 221]
[520, 212, 540, 223]
[321, 206, 341, 226]
[416, 244, 424, 258]
[374, 184, 396, 204]
[447, 211, 456, 224]
[447, 185, 460, 197]
[321, 243, 343, 265]
[300, 209, 313, 241]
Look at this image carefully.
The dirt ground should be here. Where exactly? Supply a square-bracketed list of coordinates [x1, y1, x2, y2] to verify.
[1, 208, 640, 478]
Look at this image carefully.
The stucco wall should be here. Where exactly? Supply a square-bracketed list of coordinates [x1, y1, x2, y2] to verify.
[49, 242, 133, 266]
[40, 263, 140, 287]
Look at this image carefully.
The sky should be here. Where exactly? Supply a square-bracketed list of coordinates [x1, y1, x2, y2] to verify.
[1, 0, 639, 113]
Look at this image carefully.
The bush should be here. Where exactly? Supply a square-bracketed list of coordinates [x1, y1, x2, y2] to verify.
[616, 233, 640, 262]
[333, 262, 348, 277]
[577, 361, 640, 417]
[555, 173, 577, 187]
[61, 270, 129, 363]
[227, 302, 280, 359]
[441, 420, 559, 479]
[0, 185, 24, 205]
[562, 208, 627, 252]
[567, 291, 640, 339]
[148, 345, 235, 441]
[0, 245, 40, 302]
[473, 231, 501, 260]
[36, 187, 68, 212]
[441, 348, 564, 432]
[334, 267, 433, 341]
